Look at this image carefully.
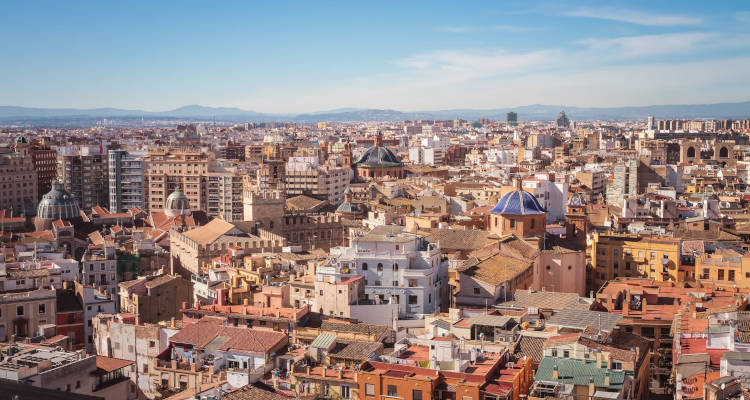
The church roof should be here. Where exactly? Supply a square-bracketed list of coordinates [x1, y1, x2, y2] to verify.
[490, 189, 546, 215]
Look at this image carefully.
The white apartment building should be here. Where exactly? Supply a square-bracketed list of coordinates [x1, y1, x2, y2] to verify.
[318, 225, 443, 319]
[484, 147, 517, 165]
[523, 173, 569, 223]
[81, 245, 119, 302]
[285, 156, 350, 205]
[108, 149, 146, 212]
[206, 161, 244, 222]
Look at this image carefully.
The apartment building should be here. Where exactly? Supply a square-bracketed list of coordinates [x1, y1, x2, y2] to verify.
[118, 273, 192, 324]
[0, 142, 38, 215]
[108, 149, 145, 212]
[206, 161, 244, 221]
[57, 145, 108, 211]
[322, 225, 443, 318]
[14, 137, 56, 202]
[81, 244, 119, 300]
[143, 148, 210, 213]
[285, 156, 350, 205]
[590, 233, 682, 287]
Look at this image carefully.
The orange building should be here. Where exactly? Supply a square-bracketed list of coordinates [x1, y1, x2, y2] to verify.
[358, 349, 533, 400]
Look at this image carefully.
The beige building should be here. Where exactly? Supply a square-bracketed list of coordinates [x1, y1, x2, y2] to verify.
[144, 148, 210, 213]
[57, 146, 108, 211]
[0, 143, 38, 215]
[118, 273, 193, 324]
[169, 218, 286, 276]
[0, 287, 56, 340]
[285, 156, 350, 205]
[145, 149, 245, 221]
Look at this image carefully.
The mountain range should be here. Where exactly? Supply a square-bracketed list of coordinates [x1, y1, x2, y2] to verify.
[1, 101, 749, 124]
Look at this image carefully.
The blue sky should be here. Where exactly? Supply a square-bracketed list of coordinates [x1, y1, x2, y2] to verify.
[1, 1, 749, 113]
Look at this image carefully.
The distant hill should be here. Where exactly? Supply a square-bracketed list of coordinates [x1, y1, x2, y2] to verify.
[1, 100, 749, 123]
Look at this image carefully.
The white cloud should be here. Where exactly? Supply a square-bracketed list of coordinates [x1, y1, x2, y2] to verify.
[578, 32, 719, 58]
[565, 7, 702, 26]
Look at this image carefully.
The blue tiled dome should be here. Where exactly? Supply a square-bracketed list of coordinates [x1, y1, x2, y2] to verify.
[490, 190, 547, 215]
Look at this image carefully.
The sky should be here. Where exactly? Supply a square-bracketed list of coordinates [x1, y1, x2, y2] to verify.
[1, 1, 750, 113]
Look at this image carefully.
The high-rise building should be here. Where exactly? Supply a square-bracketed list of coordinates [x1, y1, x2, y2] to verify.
[57, 146, 108, 211]
[555, 110, 570, 129]
[0, 138, 39, 215]
[108, 149, 145, 212]
[206, 161, 244, 221]
[13, 137, 57, 202]
[646, 115, 655, 131]
[506, 111, 518, 126]
[143, 148, 210, 213]
[285, 156, 350, 205]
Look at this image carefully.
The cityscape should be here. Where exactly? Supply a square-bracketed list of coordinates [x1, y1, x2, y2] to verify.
[1, 2, 750, 400]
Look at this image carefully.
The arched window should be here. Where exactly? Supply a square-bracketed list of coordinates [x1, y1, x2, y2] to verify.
[362, 263, 368, 270]
[720, 147, 729, 158]
[687, 146, 696, 158]
[377, 263, 383, 271]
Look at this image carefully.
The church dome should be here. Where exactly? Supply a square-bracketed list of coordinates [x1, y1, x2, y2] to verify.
[37, 181, 81, 221]
[491, 189, 547, 215]
[356, 146, 401, 166]
[165, 190, 191, 217]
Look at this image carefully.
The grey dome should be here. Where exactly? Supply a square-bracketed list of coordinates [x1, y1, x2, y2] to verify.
[356, 146, 401, 166]
[336, 201, 360, 214]
[165, 190, 191, 217]
[37, 182, 81, 221]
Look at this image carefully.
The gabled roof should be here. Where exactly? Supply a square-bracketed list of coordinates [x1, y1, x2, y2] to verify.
[546, 309, 622, 333]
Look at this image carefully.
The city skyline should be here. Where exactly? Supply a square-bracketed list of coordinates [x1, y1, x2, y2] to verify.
[2, 1, 750, 113]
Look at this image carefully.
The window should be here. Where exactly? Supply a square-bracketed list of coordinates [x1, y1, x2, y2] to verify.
[650, 252, 656, 258]
[362, 263, 368, 270]
[612, 361, 623, 370]
[638, 251, 644, 258]
[729, 270, 735, 281]
[625, 262, 631, 270]
[409, 279, 418, 288]
[377, 263, 383, 271]
[39, 304, 46, 314]
[392, 281, 398, 287]
[703, 268, 710, 280]
[387, 385, 398, 397]
[341, 385, 351, 399]
[75, 381, 80, 389]
[551, 349, 558, 357]
[365, 384, 375, 397]
[718, 269, 725, 281]
[413, 390, 423, 400]
[375, 280, 381, 286]
[509, 219, 515, 228]
[473, 287, 480, 294]
[319, 290, 324, 296]
[17, 306, 23, 316]
[661, 327, 671, 336]
[149, 341, 156, 348]
[530, 219, 535, 229]
[393, 263, 399, 271]
[409, 295, 418, 305]
[641, 327, 655, 338]
[563, 350, 570, 358]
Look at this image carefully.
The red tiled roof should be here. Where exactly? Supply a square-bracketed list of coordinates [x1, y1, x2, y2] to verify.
[95, 356, 134, 373]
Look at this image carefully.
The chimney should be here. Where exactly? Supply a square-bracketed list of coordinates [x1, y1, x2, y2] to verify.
[604, 370, 610, 386]
[588, 378, 595, 396]
[552, 364, 558, 380]
[306, 366, 310, 375]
